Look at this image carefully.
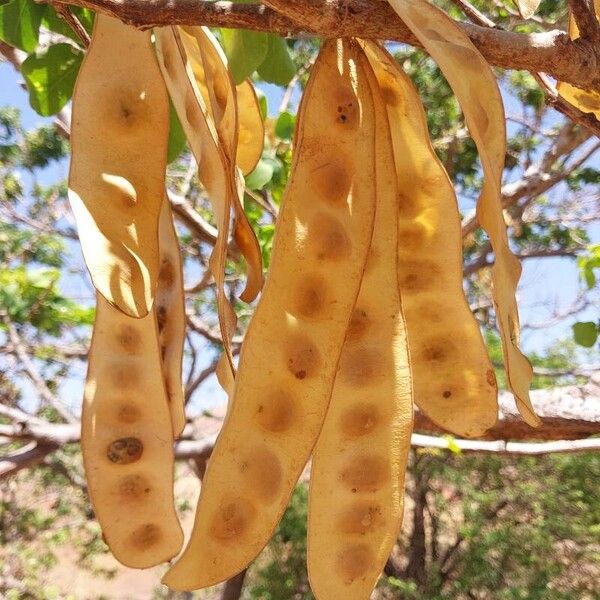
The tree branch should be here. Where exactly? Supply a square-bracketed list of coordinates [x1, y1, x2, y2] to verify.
[567, 0, 600, 42]
[48, 0, 600, 95]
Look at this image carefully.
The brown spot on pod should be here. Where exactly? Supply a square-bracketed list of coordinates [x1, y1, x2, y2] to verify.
[340, 403, 379, 437]
[116, 325, 141, 354]
[334, 87, 359, 128]
[106, 437, 143, 464]
[309, 213, 352, 261]
[346, 308, 370, 341]
[339, 346, 388, 387]
[117, 403, 142, 424]
[210, 497, 256, 542]
[311, 160, 352, 206]
[130, 523, 161, 549]
[285, 336, 321, 380]
[239, 446, 283, 502]
[339, 455, 389, 493]
[119, 474, 151, 500]
[398, 260, 441, 294]
[337, 502, 384, 535]
[256, 390, 296, 433]
[158, 259, 175, 288]
[294, 274, 329, 320]
[337, 543, 374, 583]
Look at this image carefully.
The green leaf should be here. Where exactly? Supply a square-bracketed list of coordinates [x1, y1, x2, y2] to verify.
[221, 28, 268, 84]
[275, 111, 295, 140]
[257, 34, 295, 86]
[572, 321, 598, 348]
[167, 99, 186, 163]
[245, 157, 273, 190]
[0, 0, 45, 52]
[21, 43, 82, 116]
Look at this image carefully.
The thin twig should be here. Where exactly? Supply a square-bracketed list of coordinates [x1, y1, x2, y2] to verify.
[54, 4, 91, 47]
[448, 0, 497, 28]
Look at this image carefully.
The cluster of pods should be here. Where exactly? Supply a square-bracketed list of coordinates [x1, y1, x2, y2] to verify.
[67, 1, 541, 598]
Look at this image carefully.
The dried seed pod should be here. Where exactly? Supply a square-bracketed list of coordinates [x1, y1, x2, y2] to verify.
[386, 0, 539, 427]
[180, 26, 264, 301]
[162, 38, 378, 591]
[81, 294, 183, 568]
[156, 197, 186, 437]
[308, 44, 413, 600]
[68, 15, 169, 318]
[363, 41, 498, 438]
[557, 1, 600, 120]
[178, 26, 264, 174]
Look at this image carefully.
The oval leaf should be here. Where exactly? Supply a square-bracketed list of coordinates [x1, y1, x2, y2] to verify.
[22, 43, 82, 116]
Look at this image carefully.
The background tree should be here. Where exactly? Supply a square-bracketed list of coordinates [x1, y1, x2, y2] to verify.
[0, 0, 599, 598]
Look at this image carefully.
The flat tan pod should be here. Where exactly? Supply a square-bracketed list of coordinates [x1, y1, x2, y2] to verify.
[155, 26, 238, 373]
[156, 198, 186, 437]
[178, 26, 264, 303]
[308, 46, 413, 600]
[68, 15, 169, 318]
[386, 0, 538, 427]
[162, 39, 377, 591]
[236, 80, 266, 175]
[363, 42, 497, 438]
[178, 27, 265, 174]
[81, 295, 183, 568]
[557, 1, 600, 120]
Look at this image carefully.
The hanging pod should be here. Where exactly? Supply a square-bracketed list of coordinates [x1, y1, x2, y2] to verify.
[81, 290, 183, 568]
[68, 15, 169, 318]
[162, 38, 378, 591]
[156, 197, 187, 438]
[386, 0, 539, 427]
[154, 27, 262, 381]
[363, 41, 498, 438]
[307, 42, 413, 600]
[178, 26, 265, 175]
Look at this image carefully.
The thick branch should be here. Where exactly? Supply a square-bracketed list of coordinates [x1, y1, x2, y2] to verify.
[49, 0, 600, 95]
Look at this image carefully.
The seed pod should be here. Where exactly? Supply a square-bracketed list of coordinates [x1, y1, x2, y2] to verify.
[180, 26, 264, 302]
[363, 41, 497, 438]
[156, 197, 186, 437]
[68, 15, 169, 318]
[308, 44, 413, 600]
[81, 294, 183, 568]
[557, 1, 600, 120]
[155, 27, 261, 380]
[162, 38, 378, 591]
[386, 0, 539, 427]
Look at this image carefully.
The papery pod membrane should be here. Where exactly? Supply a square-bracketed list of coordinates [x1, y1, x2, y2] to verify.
[363, 41, 497, 437]
[68, 14, 169, 318]
[308, 43, 413, 600]
[557, 1, 600, 120]
[178, 26, 265, 174]
[156, 196, 186, 437]
[81, 294, 183, 568]
[162, 38, 378, 591]
[178, 26, 264, 304]
[515, 0, 542, 19]
[386, 0, 539, 427]
[154, 26, 238, 375]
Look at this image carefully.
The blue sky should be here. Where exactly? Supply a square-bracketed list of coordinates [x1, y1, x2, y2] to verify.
[1, 56, 598, 414]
